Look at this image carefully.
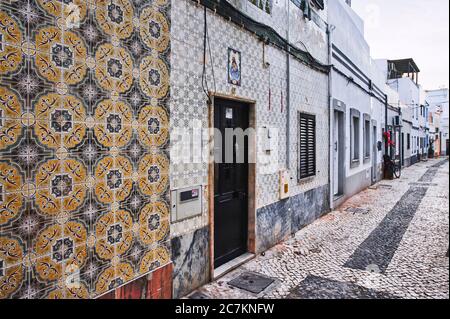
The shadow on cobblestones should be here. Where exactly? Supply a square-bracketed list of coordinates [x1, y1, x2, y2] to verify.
[344, 159, 448, 273]
[344, 186, 428, 272]
[192, 158, 449, 300]
[287, 275, 399, 299]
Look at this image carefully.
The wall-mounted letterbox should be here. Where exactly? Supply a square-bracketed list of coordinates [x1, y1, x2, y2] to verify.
[279, 170, 290, 200]
[171, 186, 203, 222]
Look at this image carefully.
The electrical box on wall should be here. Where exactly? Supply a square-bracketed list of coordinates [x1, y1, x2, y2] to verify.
[262, 126, 274, 153]
[279, 170, 290, 200]
[171, 186, 203, 222]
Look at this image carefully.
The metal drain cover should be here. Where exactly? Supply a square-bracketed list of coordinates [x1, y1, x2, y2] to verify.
[228, 272, 274, 294]
[378, 184, 393, 189]
[189, 292, 210, 299]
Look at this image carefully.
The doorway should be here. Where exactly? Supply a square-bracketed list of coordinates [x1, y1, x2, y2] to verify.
[372, 125, 378, 183]
[213, 98, 249, 268]
[333, 110, 344, 198]
[401, 133, 405, 166]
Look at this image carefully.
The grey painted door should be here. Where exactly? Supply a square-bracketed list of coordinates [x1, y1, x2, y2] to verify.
[333, 112, 340, 195]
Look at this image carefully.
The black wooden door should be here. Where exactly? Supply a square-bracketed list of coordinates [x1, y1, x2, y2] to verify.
[214, 99, 249, 268]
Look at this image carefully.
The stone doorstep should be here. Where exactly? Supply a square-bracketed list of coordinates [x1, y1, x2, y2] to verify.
[213, 253, 255, 280]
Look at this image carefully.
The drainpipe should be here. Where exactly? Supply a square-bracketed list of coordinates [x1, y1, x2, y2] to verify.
[327, 24, 334, 209]
[385, 94, 389, 156]
[384, 94, 389, 178]
[286, 0, 291, 171]
[285, 0, 294, 235]
[398, 107, 402, 174]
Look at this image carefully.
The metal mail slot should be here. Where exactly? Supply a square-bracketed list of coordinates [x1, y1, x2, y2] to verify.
[180, 189, 199, 202]
[171, 186, 203, 222]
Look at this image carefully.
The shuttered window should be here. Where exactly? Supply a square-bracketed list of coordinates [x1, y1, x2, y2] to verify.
[299, 113, 316, 180]
[248, 0, 273, 14]
[291, 0, 325, 10]
[311, 0, 325, 10]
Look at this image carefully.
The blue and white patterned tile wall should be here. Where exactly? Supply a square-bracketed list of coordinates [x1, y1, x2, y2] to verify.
[169, 0, 329, 238]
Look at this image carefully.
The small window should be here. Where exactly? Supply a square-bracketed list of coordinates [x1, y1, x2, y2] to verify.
[299, 113, 316, 180]
[364, 119, 371, 159]
[407, 134, 411, 150]
[249, 0, 273, 14]
[291, 0, 325, 11]
[312, 0, 325, 10]
[351, 116, 360, 161]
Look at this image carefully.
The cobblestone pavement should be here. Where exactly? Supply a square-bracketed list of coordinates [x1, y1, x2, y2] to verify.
[191, 158, 449, 299]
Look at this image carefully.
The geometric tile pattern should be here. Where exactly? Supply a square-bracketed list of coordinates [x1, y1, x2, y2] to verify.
[169, 0, 329, 225]
[230, 1, 330, 206]
[0, 0, 171, 299]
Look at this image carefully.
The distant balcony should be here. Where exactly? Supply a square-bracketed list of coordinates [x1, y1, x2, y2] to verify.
[387, 58, 420, 87]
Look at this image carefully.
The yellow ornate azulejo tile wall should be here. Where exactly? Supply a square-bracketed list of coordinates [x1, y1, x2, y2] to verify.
[0, 0, 171, 299]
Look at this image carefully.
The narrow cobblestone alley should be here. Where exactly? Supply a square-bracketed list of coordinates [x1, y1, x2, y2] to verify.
[190, 158, 450, 299]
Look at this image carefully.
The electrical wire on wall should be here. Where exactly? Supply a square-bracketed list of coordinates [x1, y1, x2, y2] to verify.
[194, 0, 329, 74]
[332, 66, 387, 106]
[268, 66, 272, 111]
[281, 77, 284, 113]
[201, 6, 216, 105]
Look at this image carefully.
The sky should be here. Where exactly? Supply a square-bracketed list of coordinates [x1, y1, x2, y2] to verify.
[352, 0, 449, 90]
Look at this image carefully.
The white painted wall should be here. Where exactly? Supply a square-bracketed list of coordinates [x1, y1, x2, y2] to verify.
[375, 58, 427, 163]
[329, 0, 385, 200]
[227, 0, 329, 63]
[427, 88, 449, 155]
[386, 76, 423, 159]
[329, 0, 370, 75]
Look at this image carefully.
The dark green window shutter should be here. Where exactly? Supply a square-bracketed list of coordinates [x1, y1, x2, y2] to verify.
[299, 113, 316, 180]
[312, 0, 325, 10]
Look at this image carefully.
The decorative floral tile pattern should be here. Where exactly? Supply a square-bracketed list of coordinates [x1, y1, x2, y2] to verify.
[0, 0, 171, 299]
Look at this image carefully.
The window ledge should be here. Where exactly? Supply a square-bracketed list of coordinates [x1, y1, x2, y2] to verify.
[363, 157, 371, 164]
[298, 176, 316, 185]
[350, 159, 360, 169]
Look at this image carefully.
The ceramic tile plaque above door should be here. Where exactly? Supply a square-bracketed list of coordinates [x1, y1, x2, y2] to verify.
[228, 48, 242, 86]
[0, 0, 171, 299]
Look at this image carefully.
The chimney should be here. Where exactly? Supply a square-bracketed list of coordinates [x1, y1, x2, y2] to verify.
[345, 0, 352, 6]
